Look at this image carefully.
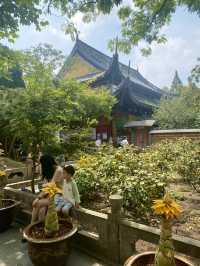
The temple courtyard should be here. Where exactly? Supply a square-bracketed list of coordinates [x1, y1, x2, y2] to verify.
[0, 223, 106, 266]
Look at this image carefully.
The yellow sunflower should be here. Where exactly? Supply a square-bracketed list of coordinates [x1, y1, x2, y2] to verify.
[152, 194, 182, 220]
[0, 170, 6, 177]
[42, 182, 63, 198]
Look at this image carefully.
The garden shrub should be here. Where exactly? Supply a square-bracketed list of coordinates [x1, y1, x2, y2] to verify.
[147, 139, 200, 192]
[75, 145, 167, 217]
[173, 139, 200, 192]
[75, 139, 200, 217]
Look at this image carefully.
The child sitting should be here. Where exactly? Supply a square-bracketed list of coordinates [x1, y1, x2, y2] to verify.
[54, 192, 73, 216]
[31, 164, 80, 223]
[62, 164, 80, 209]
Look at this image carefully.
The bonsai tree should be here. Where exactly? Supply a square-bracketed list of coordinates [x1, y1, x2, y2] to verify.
[152, 193, 182, 266]
[42, 182, 62, 236]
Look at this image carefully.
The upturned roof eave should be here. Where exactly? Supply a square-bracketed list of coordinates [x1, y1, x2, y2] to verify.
[60, 39, 163, 94]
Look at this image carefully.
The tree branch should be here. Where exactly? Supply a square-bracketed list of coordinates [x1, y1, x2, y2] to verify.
[79, 0, 98, 11]
[47, 0, 53, 14]
[150, 0, 169, 25]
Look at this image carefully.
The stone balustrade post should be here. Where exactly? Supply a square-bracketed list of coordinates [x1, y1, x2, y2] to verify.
[0, 173, 7, 190]
[26, 157, 33, 179]
[107, 194, 123, 264]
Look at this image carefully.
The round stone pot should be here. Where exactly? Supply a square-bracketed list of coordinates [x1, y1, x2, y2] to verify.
[124, 252, 194, 266]
[23, 220, 77, 266]
[0, 199, 20, 232]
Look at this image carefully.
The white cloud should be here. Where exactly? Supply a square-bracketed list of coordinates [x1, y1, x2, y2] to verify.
[132, 36, 199, 88]
[71, 11, 117, 40]
[3, 4, 199, 89]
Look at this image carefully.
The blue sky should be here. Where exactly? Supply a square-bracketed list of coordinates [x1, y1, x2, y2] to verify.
[4, 5, 200, 88]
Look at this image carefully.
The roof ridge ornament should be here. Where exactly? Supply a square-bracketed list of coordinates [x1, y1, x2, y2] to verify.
[115, 36, 118, 55]
[75, 31, 79, 41]
[128, 60, 131, 78]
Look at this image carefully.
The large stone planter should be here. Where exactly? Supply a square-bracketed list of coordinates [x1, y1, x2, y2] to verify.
[124, 252, 194, 266]
[23, 220, 77, 266]
[0, 199, 20, 232]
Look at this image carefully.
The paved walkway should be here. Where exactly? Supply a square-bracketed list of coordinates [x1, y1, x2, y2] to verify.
[0, 224, 107, 266]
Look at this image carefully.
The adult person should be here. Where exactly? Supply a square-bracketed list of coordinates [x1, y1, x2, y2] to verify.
[31, 154, 63, 223]
[121, 136, 129, 147]
[95, 137, 102, 147]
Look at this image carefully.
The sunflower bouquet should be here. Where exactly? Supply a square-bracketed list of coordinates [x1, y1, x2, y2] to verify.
[42, 182, 63, 236]
[152, 194, 182, 266]
[0, 170, 6, 177]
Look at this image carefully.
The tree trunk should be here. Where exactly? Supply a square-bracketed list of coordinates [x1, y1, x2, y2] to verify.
[31, 159, 36, 194]
[8, 135, 16, 158]
[5, 137, 8, 156]
[112, 117, 117, 146]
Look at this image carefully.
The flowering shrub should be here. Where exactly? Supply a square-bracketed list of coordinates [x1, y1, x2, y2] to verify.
[75, 139, 200, 217]
[173, 139, 200, 192]
[146, 139, 200, 192]
[76, 145, 167, 216]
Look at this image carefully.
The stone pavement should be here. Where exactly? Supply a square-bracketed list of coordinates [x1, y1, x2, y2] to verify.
[0, 224, 107, 266]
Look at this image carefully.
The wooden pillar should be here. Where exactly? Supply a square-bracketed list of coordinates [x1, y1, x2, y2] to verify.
[112, 117, 117, 146]
[127, 128, 131, 144]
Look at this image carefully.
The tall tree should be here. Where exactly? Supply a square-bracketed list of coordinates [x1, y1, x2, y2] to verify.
[0, 79, 115, 191]
[0, 44, 24, 88]
[18, 43, 65, 88]
[189, 58, 200, 86]
[153, 84, 200, 129]
[0, 43, 64, 88]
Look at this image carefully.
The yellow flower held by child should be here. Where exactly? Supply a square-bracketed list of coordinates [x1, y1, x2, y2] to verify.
[42, 182, 63, 198]
[0, 170, 6, 177]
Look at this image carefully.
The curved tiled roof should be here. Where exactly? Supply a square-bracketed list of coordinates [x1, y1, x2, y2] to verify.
[68, 38, 163, 94]
[59, 38, 165, 115]
[112, 77, 159, 116]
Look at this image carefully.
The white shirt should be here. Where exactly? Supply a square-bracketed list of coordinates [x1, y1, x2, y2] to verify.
[121, 139, 129, 146]
[63, 179, 80, 206]
[95, 139, 101, 147]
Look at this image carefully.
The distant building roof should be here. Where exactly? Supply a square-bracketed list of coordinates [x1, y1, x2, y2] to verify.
[59, 38, 163, 94]
[150, 129, 200, 134]
[58, 38, 167, 116]
[124, 120, 155, 128]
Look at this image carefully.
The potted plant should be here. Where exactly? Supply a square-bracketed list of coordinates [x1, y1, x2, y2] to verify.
[23, 182, 77, 266]
[124, 194, 194, 266]
[0, 170, 20, 232]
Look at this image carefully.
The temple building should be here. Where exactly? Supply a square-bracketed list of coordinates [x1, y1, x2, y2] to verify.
[58, 38, 164, 145]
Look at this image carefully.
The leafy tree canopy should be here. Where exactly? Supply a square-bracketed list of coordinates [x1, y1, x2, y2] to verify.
[153, 84, 200, 129]
[1, 1, 200, 54]
[0, 44, 24, 88]
[189, 58, 200, 87]
[0, 78, 115, 157]
[0, 43, 64, 88]
[18, 43, 65, 88]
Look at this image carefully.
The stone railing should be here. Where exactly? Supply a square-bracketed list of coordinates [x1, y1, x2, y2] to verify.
[4, 181, 200, 265]
[0, 158, 33, 188]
